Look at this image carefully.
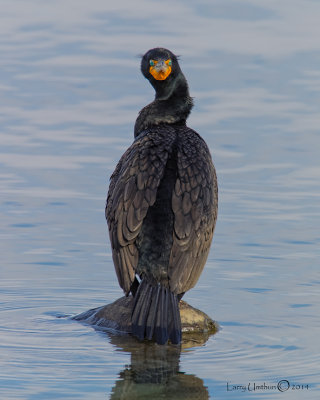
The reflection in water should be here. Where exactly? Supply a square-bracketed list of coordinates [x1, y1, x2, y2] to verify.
[107, 334, 209, 399]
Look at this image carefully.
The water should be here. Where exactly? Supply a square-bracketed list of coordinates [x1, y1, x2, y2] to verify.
[1, 1, 319, 399]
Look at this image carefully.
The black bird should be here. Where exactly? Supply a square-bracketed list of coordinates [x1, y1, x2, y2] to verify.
[106, 48, 218, 345]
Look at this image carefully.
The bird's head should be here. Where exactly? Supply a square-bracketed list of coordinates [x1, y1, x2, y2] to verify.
[140, 48, 182, 99]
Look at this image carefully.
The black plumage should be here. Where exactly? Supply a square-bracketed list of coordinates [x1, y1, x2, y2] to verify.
[106, 48, 218, 345]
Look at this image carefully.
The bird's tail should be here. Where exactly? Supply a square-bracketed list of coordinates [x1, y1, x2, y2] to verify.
[131, 279, 181, 345]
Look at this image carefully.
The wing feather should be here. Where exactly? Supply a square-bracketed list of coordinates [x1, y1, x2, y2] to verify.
[169, 128, 218, 294]
[106, 129, 176, 294]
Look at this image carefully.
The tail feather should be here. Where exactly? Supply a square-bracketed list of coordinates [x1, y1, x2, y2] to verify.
[131, 280, 181, 345]
[145, 285, 160, 340]
[168, 291, 181, 344]
[131, 282, 153, 340]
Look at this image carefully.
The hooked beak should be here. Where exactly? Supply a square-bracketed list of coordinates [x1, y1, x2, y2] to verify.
[149, 60, 172, 81]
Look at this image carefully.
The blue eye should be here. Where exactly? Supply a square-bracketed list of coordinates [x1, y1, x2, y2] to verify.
[149, 60, 155, 66]
[168, 60, 172, 66]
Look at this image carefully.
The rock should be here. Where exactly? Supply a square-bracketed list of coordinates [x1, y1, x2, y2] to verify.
[73, 296, 218, 346]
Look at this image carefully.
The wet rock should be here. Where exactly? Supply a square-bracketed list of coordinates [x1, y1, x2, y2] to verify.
[73, 296, 218, 345]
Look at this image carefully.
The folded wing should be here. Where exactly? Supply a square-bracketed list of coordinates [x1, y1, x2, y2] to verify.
[169, 129, 218, 294]
[106, 129, 176, 294]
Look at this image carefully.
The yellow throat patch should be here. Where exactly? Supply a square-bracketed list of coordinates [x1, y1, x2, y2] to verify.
[149, 59, 172, 80]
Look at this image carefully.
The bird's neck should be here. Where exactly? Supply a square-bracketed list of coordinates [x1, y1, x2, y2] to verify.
[134, 74, 193, 138]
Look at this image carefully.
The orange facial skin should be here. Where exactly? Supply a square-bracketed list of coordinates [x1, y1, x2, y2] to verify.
[149, 59, 172, 80]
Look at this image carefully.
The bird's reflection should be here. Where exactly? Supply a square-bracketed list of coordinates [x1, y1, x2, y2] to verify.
[105, 332, 214, 400]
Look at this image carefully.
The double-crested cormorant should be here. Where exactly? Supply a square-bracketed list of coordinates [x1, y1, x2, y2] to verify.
[106, 48, 218, 345]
